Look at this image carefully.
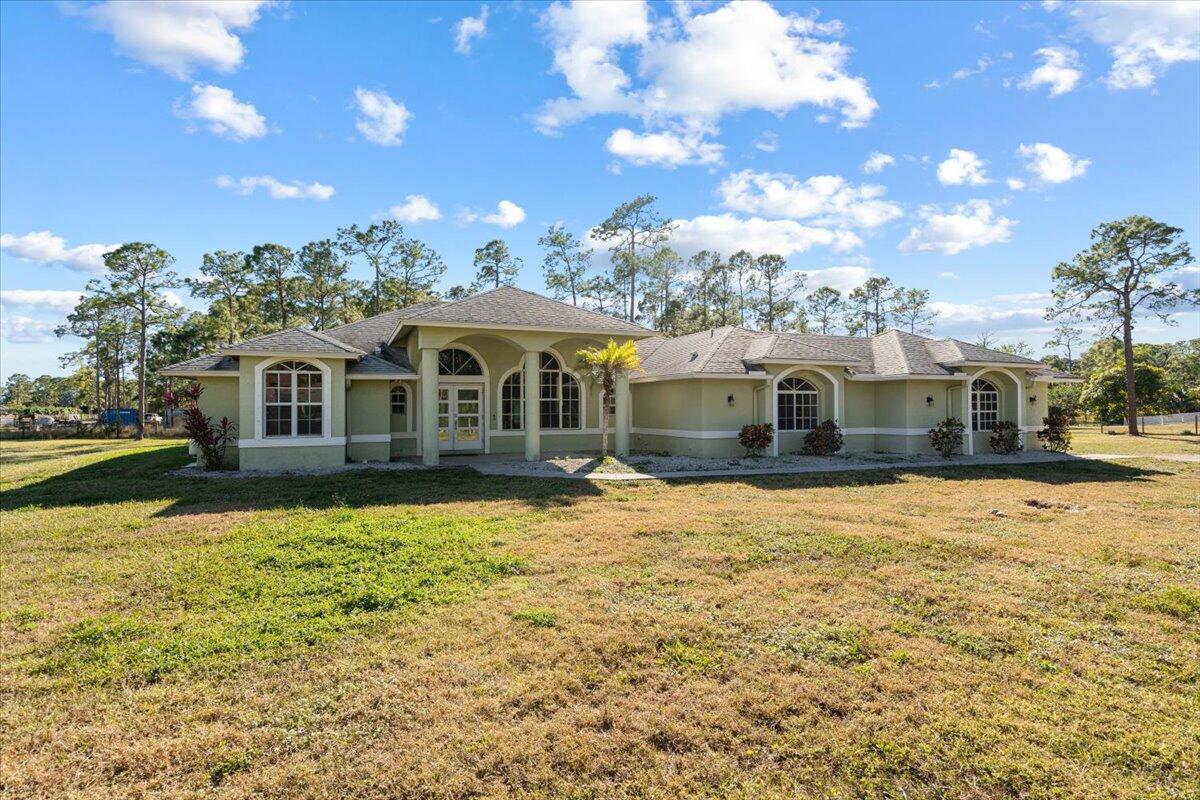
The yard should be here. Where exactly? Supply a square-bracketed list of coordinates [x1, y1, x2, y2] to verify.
[2, 439, 1197, 799]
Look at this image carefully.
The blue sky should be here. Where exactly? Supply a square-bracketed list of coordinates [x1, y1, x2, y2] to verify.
[2, 0, 1197, 380]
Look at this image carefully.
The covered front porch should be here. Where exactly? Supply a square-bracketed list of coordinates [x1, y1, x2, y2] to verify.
[347, 326, 635, 467]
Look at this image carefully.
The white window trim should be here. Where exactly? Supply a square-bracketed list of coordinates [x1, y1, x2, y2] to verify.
[776, 377, 820, 433]
[254, 358, 333, 441]
[390, 383, 410, 431]
[971, 377, 1001, 432]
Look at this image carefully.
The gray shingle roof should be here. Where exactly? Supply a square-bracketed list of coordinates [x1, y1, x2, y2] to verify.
[224, 327, 365, 356]
[345, 350, 415, 376]
[401, 286, 651, 335]
[160, 353, 239, 375]
[323, 300, 442, 352]
[636, 326, 1059, 379]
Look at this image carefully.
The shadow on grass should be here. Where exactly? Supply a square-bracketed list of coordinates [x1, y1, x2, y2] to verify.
[1, 444, 1175, 517]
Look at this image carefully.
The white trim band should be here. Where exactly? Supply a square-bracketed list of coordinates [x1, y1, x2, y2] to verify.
[237, 437, 347, 449]
[349, 434, 391, 443]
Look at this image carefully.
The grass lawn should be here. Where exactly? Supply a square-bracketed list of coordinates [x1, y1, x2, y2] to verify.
[1069, 424, 1200, 456]
[2, 439, 1198, 799]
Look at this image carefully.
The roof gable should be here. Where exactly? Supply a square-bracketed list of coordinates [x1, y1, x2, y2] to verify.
[223, 327, 365, 357]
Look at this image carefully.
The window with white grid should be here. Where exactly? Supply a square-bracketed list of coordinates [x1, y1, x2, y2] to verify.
[264, 361, 322, 437]
[777, 377, 819, 431]
[971, 378, 999, 431]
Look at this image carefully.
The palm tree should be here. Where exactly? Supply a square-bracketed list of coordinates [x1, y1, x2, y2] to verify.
[576, 339, 641, 457]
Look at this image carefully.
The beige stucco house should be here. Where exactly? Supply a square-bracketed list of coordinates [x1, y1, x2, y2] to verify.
[161, 286, 1077, 470]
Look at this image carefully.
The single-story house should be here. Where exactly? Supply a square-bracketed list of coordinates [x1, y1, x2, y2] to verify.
[161, 285, 1079, 469]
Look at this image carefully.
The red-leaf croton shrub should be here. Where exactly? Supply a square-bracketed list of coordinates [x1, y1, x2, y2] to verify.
[928, 417, 966, 458]
[988, 420, 1023, 454]
[738, 423, 774, 457]
[802, 420, 844, 456]
[1036, 406, 1072, 452]
[163, 384, 237, 470]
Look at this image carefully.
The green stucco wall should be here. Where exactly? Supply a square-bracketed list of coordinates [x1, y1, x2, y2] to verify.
[196, 376, 241, 468]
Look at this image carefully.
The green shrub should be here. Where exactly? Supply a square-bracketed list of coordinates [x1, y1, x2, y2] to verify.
[928, 418, 965, 458]
[802, 419, 844, 456]
[988, 420, 1023, 454]
[513, 608, 558, 628]
[1036, 406, 1072, 452]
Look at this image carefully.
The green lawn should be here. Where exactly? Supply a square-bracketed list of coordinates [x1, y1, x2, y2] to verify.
[2, 439, 1197, 799]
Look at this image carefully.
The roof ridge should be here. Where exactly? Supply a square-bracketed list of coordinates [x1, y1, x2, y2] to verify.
[695, 326, 738, 372]
[774, 330, 862, 362]
[400, 284, 652, 332]
[303, 327, 366, 354]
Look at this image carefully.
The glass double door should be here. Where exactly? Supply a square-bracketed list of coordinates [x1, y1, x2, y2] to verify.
[437, 384, 483, 451]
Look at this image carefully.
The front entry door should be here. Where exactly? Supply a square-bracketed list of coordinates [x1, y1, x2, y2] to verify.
[438, 385, 483, 452]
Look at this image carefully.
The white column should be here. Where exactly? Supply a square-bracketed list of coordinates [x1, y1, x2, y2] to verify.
[963, 379, 974, 455]
[524, 350, 540, 461]
[770, 377, 779, 457]
[1015, 377, 1026, 449]
[615, 372, 630, 457]
[420, 348, 439, 466]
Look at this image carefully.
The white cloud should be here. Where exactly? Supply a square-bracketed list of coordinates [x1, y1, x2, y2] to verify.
[390, 195, 442, 223]
[0, 231, 119, 275]
[215, 175, 335, 201]
[1006, 177, 1027, 191]
[1019, 46, 1083, 96]
[455, 5, 489, 55]
[1017, 142, 1090, 183]
[801, 265, 874, 294]
[929, 291, 1053, 336]
[536, 0, 876, 134]
[462, 200, 527, 228]
[0, 289, 85, 313]
[78, 0, 270, 79]
[719, 170, 902, 229]
[938, 271, 959, 279]
[753, 131, 779, 153]
[936, 148, 989, 186]
[667, 214, 862, 260]
[175, 84, 267, 141]
[605, 128, 724, 167]
[898, 200, 1015, 256]
[1047, 0, 1199, 89]
[0, 315, 57, 344]
[862, 152, 895, 174]
[926, 56, 994, 89]
[353, 88, 411, 146]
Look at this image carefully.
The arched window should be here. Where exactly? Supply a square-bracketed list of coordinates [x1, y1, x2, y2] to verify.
[390, 385, 408, 416]
[971, 378, 999, 431]
[264, 361, 322, 437]
[438, 348, 482, 376]
[777, 376, 819, 431]
[498, 353, 581, 430]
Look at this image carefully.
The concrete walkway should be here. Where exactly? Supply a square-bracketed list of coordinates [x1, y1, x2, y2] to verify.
[470, 450, 1091, 481]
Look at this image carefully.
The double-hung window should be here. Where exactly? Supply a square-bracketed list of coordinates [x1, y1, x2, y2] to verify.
[971, 378, 1000, 431]
[777, 377, 819, 431]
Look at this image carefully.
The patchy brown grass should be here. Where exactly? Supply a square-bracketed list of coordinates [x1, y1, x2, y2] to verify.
[2, 440, 1198, 799]
[1069, 424, 1200, 456]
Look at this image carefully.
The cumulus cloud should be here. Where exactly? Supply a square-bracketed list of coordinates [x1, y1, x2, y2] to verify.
[667, 214, 862, 261]
[0, 314, 57, 344]
[174, 84, 267, 140]
[1006, 177, 1027, 191]
[390, 195, 441, 223]
[0, 231, 119, 275]
[1017, 142, 1090, 184]
[0, 289, 86, 313]
[929, 291, 1053, 338]
[801, 265, 874, 294]
[455, 5, 489, 55]
[353, 88, 411, 146]
[862, 152, 895, 174]
[1019, 46, 1083, 96]
[215, 175, 335, 201]
[936, 148, 989, 186]
[898, 200, 1015, 256]
[1047, 0, 1199, 90]
[77, 0, 270, 79]
[462, 200, 527, 228]
[718, 170, 902, 229]
[605, 128, 724, 167]
[536, 0, 877, 135]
